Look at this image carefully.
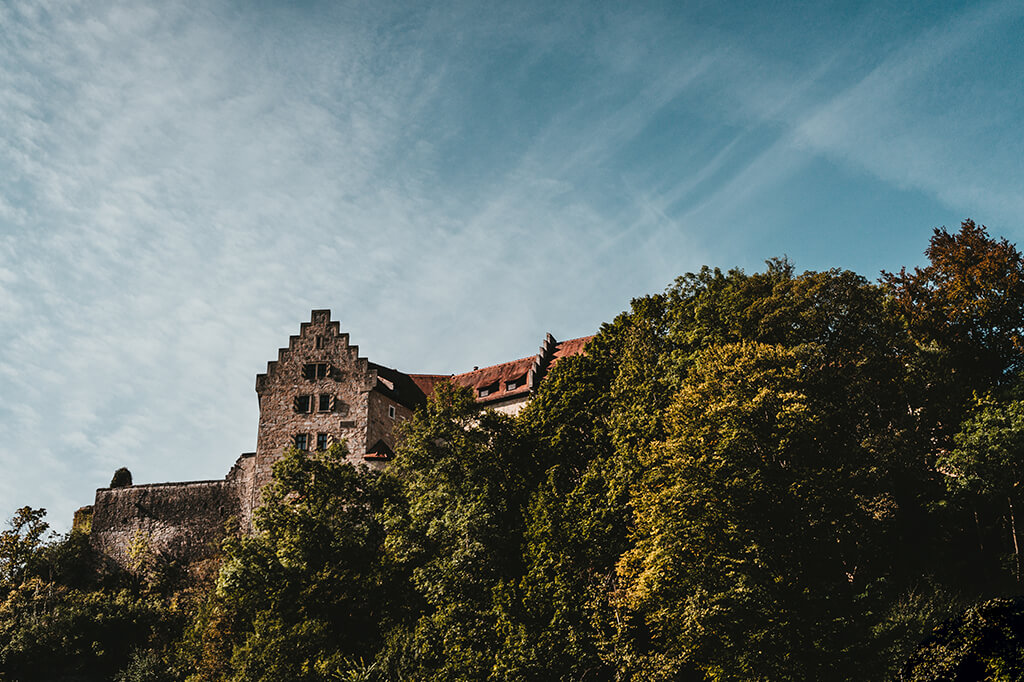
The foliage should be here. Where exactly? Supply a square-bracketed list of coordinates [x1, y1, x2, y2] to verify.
[111, 467, 134, 488]
[193, 443, 400, 682]
[0, 507, 49, 596]
[4, 219, 1024, 680]
[0, 508, 187, 682]
[899, 597, 1024, 681]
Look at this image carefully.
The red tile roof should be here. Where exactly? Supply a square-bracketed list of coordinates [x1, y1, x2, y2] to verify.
[408, 374, 451, 396]
[552, 335, 593, 365]
[373, 335, 593, 407]
[449, 335, 592, 405]
[451, 356, 534, 404]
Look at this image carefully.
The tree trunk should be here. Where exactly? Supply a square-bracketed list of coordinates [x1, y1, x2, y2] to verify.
[1009, 496, 1021, 583]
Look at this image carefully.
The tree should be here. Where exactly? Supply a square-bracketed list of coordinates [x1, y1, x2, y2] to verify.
[0, 507, 48, 594]
[883, 220, 1024, 412]
[206, 444, 398, 681]
[940, 391, 1024, 588]
[111, 468, 133, 488]
[379, 381, 533, 681]
[619, 337, 920, 680]
[899, 597, 1024, 681]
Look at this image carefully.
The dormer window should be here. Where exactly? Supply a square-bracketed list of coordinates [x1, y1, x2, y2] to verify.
[294, 395, 312, 413]
[506, 374, 527, 391]
[303, 363, 329, 380]
[478, 382, 499, 398]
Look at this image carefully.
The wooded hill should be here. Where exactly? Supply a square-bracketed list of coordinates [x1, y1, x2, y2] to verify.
[4, 220, 1024, 681]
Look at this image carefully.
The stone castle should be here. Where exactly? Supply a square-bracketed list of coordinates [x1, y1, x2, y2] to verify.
[80, 310, 590, 569]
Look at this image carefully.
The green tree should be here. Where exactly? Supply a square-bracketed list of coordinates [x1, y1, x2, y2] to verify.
[941, 391, 1024, 588]
[620, 339, 918, 680]
[883, 220, 1024, 429]
[899, 597, 1024, 681]
[204, 444, 398, 681]
[0, 507, 48, 595]
[380, 381, 533, 680]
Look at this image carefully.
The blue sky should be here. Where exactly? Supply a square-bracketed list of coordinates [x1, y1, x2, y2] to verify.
[2, 0, 1023, 530]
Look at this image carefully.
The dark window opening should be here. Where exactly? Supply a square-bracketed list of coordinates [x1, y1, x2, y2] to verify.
[478, 383, 498, 397]
[319, 394, 333, 412]
[317, 433, 329, 451]
[294, 395, 312, 413]
[315, 335, 325, 349]
[294, 434, 308, 451]
[388, 405, 396, 419]
[303, 363, 329, 380]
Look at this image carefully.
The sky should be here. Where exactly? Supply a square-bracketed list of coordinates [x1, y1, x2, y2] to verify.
[1, 0, 1023, 531]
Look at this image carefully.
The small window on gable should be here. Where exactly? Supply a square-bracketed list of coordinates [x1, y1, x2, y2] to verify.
[316, 433, 329, 451]
[303, 363, 329, 380]
[388, 405, 396, 419]
[294, 395, 312, 413]
[294, 433, 308, 451]
[315, 335, 325, 349]
[318, 394, 333, 412]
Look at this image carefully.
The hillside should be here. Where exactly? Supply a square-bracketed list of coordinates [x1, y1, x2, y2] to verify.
[3, 220, 1024, 681]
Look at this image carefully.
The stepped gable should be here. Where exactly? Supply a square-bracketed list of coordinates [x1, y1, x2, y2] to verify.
[84, 310, 596, 573]
[253, 309, 399, 484]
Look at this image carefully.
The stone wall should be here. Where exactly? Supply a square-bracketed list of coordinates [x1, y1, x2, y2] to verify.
[254, 310, 378, 492]
[366, 389, 411, 459]
[90, 479, 239, 571]
[227, 452, 257, 531]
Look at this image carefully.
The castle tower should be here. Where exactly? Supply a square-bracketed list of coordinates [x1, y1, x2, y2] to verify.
[247, 310, 423, 519]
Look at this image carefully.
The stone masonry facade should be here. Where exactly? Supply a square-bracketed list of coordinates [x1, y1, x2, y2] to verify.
[83, 310, 591, 570]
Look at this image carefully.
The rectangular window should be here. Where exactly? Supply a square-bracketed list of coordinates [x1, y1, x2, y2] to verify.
[315, 335, 325, 349]
[316, 433, 329, 451]
[293, 395, 312, 413]
[319, 394, 333, 412]
[294, 434, 308, 451]
[303, 363, 329, 380]
[388, 405, 396, 419]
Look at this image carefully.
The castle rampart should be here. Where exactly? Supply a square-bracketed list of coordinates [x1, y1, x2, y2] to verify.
[85, 310, 591, 572]
[90, 478, 240, 570]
